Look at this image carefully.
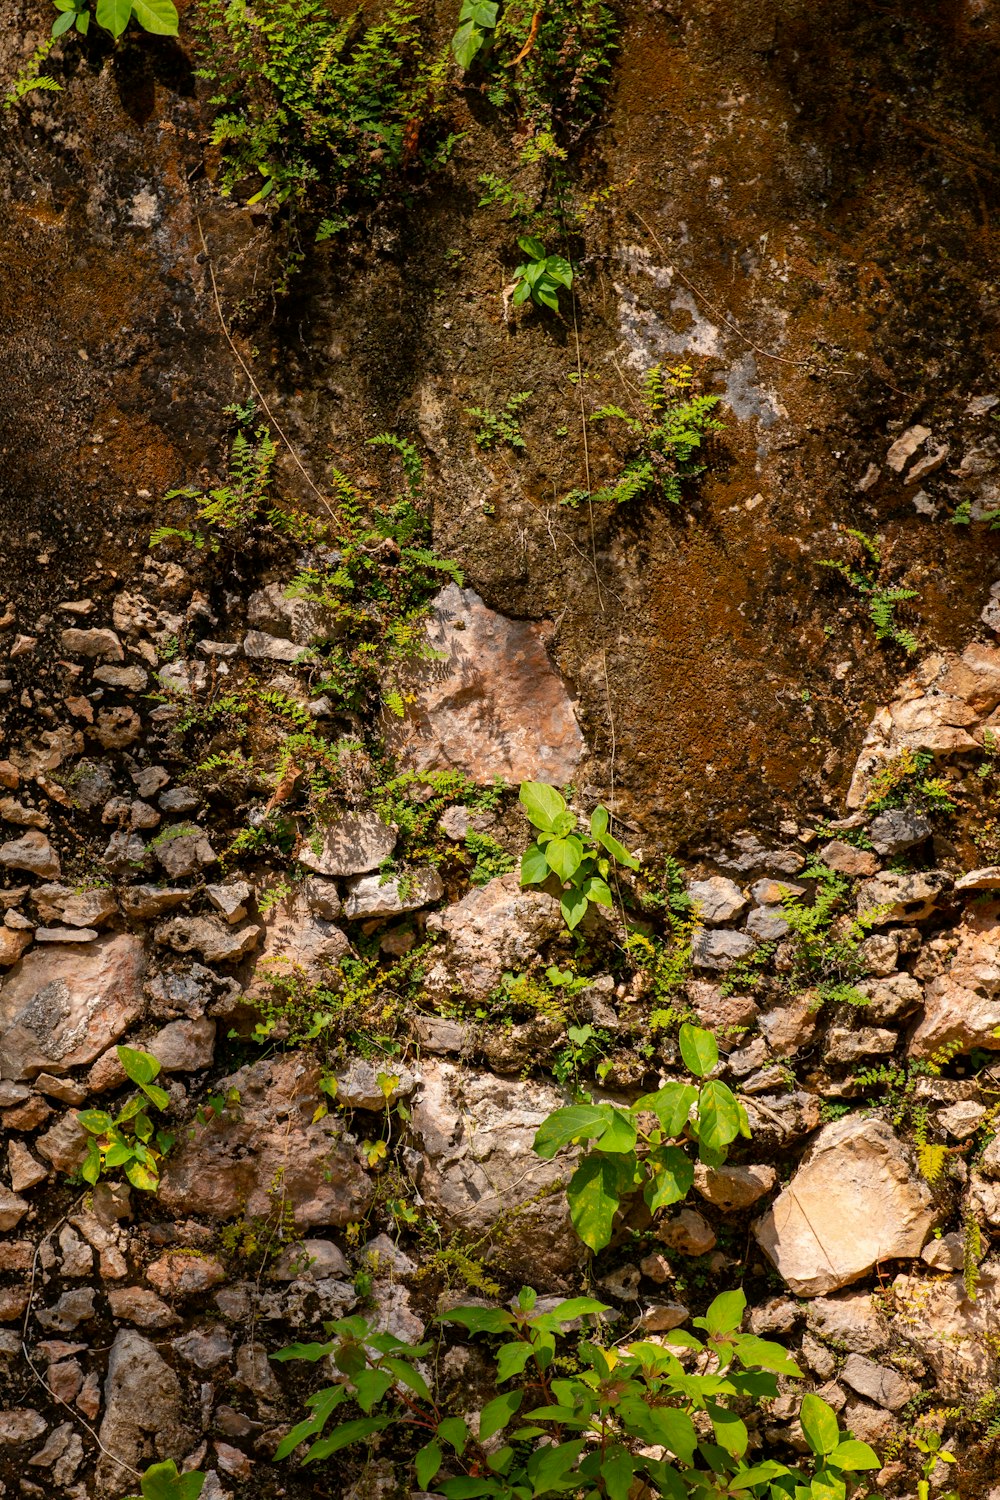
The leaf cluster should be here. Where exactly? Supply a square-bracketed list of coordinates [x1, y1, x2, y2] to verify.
[512, 237, 573, 314]
[518, 781, 638, 931]
[78, 1046, 174, 1192]
[818, 528, 921, 655]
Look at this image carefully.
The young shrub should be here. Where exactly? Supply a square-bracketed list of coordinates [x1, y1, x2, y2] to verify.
[518, 781, 638, 930]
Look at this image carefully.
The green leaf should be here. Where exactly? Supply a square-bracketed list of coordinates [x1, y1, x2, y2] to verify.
[800, 1393, 840, 1458]
[353, 1368, 394, 1412]
[641, 1407, 698, 1463]
[495, 1339, 534, 1382]
[95, 0, 133, 34]
[532, 1104, 612, 1159]
[643, 1145, 694, 1212]
[52, 9, 77, 35]
[78, 1110, 114, 1136]
[566, 1152, 636, 1251]
[635, 1081, 698, 1137]
[117, 1045, 161, 1086]
[518, 781, 567, 832]
[520, 842, 549, 885]
[272, 1341, 334, 1363]
[582, 874, 613, 907]
[701, 1288, 746, 1336]
[560, 884, 589, 929]
[518, 236, 547, 261]
[590, 806, 609, 839]
[125, 1159, 159, 1191]
[696, 1080, 742, 1155]
[731, 1334, 802, 1377]
[439, 1480, 504, 1498]
[479, 1390, 523, 1442]
[829, 1439, 880, 1471]
[451, 18, 483, 68]
[138, 1460, 206, 1500]
[544, 835, 583, 882]
[141, 1082, 170, 1111]
[304, 1417, 391, 1463]
[437, 1416, 468, 1454]
[441, 1306, 514, 1336]
[81, 1139, 102, 1186]
[130, 0, 179, 33]
[382, 1356, 432, 1402]
[708, 1401, 748, 1458]
[599, 1447, 635, 1500]
[593, 823, 640, 872]
[678, 1022, 719, 1077]
[546, 255, 574, 288]
[75, 9, 90, 31]
[415, 1440, 443, 1489]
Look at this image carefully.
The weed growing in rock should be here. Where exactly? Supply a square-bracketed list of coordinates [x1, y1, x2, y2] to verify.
[465, 390, 533, 450]
[519, 781, 639, 930]
[78, 1046, 174, 1192]
[819, 528, 921, 654]
[465, 829, 515, 884]
[192, 0, 447, 223]
[533, 1022, 747, 1250]
[864, 747, 957, 817]
[272, 1286, 878, 1496]
[124, 1460, 204, 1500]
[511, 236, 574, 313]
[564, 364, 724, 509]
[150, 416, 277, 551]
[53, 0, 178, 39]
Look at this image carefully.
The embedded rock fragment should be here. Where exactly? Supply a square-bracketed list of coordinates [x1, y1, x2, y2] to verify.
[892, 1262, 1000, 1396]
[158, 1056, 373, 1227]
[909, 901, 1000, 1058]
[857, 869, 951, 924]
[686, 875, 747, 924]
[96, 1330, 194, 1492]
[867, 808, 931, 857]
[386, 583, 584, 784]
[0, 831, 60, 879]
[155, 914, 261, 965]
[153, 825, 216, 878]
[298, 813, 396, 877]
[424, 873, 563, 1003]
[31, 884, 117, 928]
[0, 934, 145, 1078]
[247, 582, 341, 645]
[691, 927, 755, 971]
[343, 867, 444, 918]
[754, 1115, 938, 1296]
[249, 891, 349, 990]
[410, 1059, 584, 1286]
[693, 1162, 776, 1211]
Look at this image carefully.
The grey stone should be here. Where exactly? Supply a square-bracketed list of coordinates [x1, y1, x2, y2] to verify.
[745, 905, 789, 941]
[158, 786, 200, 814]
[0, 832, 60, 879]
[59, 627, 123, 660]
[858, 870, 952, 924]
[868, 808, 932, 857]
[155, 915, 261, 964]
[120, 885, 189, 919]
[691, 927, 755, 971]
[826, 1026, 898, 1064]
[343, 867, 444, 919]
[243, 629, 310, 663]
[206, 882, 252, 923]
[424, 874, 563, 1003]
[334, 1057, 416, 1111]
[840, 1353, 916, 1410]
[299, 813, 397, 877]
[153, 825, 216, 878]
[96, 1329, 194, 1491]
[686, 875, 747, 924]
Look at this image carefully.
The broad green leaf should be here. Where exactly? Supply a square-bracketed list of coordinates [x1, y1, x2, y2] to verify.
[437, 1416, 468, 1453]
[479, 1390, 522, 1442]
[829, 1439, 880, 1471]
[383, 1356, 432, 1401]
[441, 1305, 514, 1335]
[807, 1472, 847, 1500]
[76, 9, 90, 31]
[141, 1082, 170, 1111]
[416, 1439, 443, 1489]
[546, 255, 574, 288]
[81, 1140, 102, 1186]
[131, 0, 179, 33]
[125, 1159, 159, 1191]
[799, 1393, 839, 1458]
[139, 1460, 206, 1500]
[353, 1368, 394, 1412]
[495, 1339, 534, 1382]
[532, 1104, 613, 1159]
[52, 9, 77, 35]
[566, 1152, 636, 1251]
[451, 18, 483, 68]
[599, 1447, 635, 1500]
[544, 834, 583, 882]
[560, 884, 589, 929]
[519, 781, 566, 832]
[590, 806, 609, 839]
[542, 1296, 610, 1324]
[641, 1407, 698, 1463]
[104, 1140, 134, 1168]
[582, 874, 613, 906]
[525, 1438, 585, 1489]
[678, 1022, 718, 1077]
[708, 1401, 748, 1458]
[117, 1045, 161, 1086]
[635, 1081, 698, 1136]
[643, 1145, 694, 1212]
[593, 823, 640, 872]
[595, 1108, 638, 1154]
[518, 236, 547, 261]
[520, 842, 549, 885]
[96, 0, 132, 33]
[272, 1341, 334, 1363]
[464, 0, 499, 23]
[731, 1334, 802, 1377]
[701, 1288, 746, 1337]
[696, 1080, 742, 1155]
[303, 1416, 391, 1463]
[78, 1110, 113, 1136]
[439, 1480, 504, 1498]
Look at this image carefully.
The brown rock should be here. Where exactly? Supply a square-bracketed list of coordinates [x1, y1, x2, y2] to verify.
[92, 706, 142, 749]
[0, 1290, 29, 1321]
[298, 813, 396, 877]
[8, 1141, 47, 1192]
[0, 928, 31, 967]
[120, 885, 189, 919]
[107, 1288, 181, 1330]
[0, 1186, 28, 1230]
[0, 933, 145, 1078]
[857, 869, 952, 925]
[146, 1251, 226, 1298]
[693, 1162, 776, 1211]
[386, 583, 584, 784]
[657, 1208, 717, 1256]
[0, 831, 60, 879]
[819, 840, 879, 878]
[48, 1362, 84, 1405]
[96, 1329, 194, 1491]
[249, 891, 349, 992]
[343, 867, 444, 919]
[2, 1094, 52, 1130]
[154, 915, 261, 964]
[59, 628, 123, 660]
[759, 992, 819, 1054]
[0, 1410, 46, 1445]
[755, 1115, 938, 1296]
[909, 901, 1000, 1058]
[36, 1112, 89, 1173]
[424, 873, 563, 1003]
[153, 825, 216, 878]
[150, 1017, 216, 1073]
[31, 884, 117, 928]
[159, 1056, 373, 1228]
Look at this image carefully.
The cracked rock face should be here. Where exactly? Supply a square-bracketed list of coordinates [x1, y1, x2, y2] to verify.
[385, 584, 585, 785]
[754, 1114, 938, 1296]
[0, 934, 145, 1079]
[908, 901, 1000, 1059]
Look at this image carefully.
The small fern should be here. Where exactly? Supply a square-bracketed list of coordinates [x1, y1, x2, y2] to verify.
[916, 1142, 948, 1185]
[963, 1214, 982, 1301]
[818, 529, 921, 655]
[367, 433, 424, 496]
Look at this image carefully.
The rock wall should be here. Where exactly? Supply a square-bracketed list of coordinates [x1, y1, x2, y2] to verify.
[4, 1, 1000, 1497]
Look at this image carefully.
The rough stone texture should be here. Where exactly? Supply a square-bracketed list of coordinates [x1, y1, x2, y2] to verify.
[425, 874, 564, 1002]
[754, 1115, 938, 1296]
[247, 582, 340, 646]
[334, 1058, 416, 1111]
[686, 875, 747, 924]
[909, 902, 1000, 1059]
[153, 826, 216, 878]
[159, 1056, 373, 1227]
[0, 831, 60, 879]
[693, 1162, 776, 1211]
[818, 840, 878, 878]
[868, 808, 932, 857]
[0, 934, 145, 1078]
[805, 1290, 891, 1355]
[840, 1353, 916, 1410]
[691, 927, 755, 971]
[893, 1263, 1000, 1397]
[343, 867, 444, 919]
[297, 814, 397, 877]
[249, 892, 349, 990]
[386, 584, 585, 785]
[857, 869, 952, 925]
[409, 1060, 584, 1287]
[155, 915, 262, 965]
[31, 885, 117, 928]
[96, 1330, 194, 1492]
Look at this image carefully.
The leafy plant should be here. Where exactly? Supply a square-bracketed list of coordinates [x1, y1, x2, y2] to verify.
[272, 1287, 879, 1497]
[512, 237, 573, 313]
[565, 364, 724, 510]
[482, 0, 618, 144]
[819, 528, 921, 654]
[864, 747, 957, 817]
[914, 1426, 958, 1500]
[150, 416, 277, 551]
[533, 1022, 748, 1250]
[518, 781, 639, 930]
[466, 391, 533, 451]
[78, 1047, 174, 1192]
[465, 830, 516, 885]
[51, 0, 178, 38]
[451, 0, 498, 70]
[124, 1461, 205, 1500]
[192, 0, 446, 223]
